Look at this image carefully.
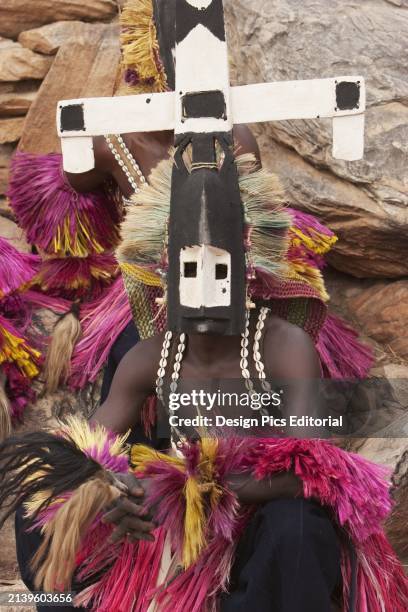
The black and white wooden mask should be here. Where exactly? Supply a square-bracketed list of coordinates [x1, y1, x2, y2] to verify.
[165, 0, 246, 336]
[167, 133, 246, 336]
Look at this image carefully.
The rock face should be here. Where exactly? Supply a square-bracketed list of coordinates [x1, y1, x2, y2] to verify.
[0, 81, 39, 117]
[18, 21, 91, 55]
[0, 38, 53, 81]
[0, 0, 118, 39]
[257, 139, 408, 278]
[349, 281, 408, 360]
[225, 0, 408, 278]
[0, 144, 14, 195]
[17, 23, 120, 154]
[0, 117, 25, 144]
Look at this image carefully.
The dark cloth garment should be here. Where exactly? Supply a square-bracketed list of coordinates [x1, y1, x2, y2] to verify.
[15, 506, 86, 612]
[220, 498, 342, 612]
[16, 499, 341, 612]
[100, 320, 140, 404]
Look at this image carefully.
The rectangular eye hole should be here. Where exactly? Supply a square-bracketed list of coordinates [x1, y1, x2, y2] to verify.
[184, 262, 197, 278]
[215, 264, 228, 279]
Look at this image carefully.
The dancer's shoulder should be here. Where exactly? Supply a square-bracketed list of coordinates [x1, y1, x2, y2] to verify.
[263, 314, 321, 379]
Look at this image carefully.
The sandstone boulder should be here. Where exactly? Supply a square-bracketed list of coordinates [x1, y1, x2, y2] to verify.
[0, 0, 117, 39]
[226, 0, 408, 278]
[356, 438, 408, 469]
[0, 216, 30, 251]
[18, 21, 91, 55]
[0, 117, 25, 144]
[0, 81, 38, 117]
[0, 144, 15, 195]
[259, 140, 408, 278]
[0, 38, 53, 81]
[0, 581, 31, 612]
[0, 517, 19, 582]
[349, 281, 408, 360]
[18, 23, 120, 154]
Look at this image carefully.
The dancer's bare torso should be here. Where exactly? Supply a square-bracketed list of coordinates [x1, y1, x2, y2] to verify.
[94, 313, 322, 439]
[92, 312, 322, 539]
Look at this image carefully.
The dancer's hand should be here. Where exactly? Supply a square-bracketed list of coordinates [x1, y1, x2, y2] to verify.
[102, 473, 156, 543]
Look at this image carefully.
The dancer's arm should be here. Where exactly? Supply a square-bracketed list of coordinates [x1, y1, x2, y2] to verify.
[92, 333, 161, 432]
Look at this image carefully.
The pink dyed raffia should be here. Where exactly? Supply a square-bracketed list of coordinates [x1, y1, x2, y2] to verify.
[8, 153, 121, 256]
[317, 313, 373, 379]
[22, 289, 71, 316]
[45, 436, 408, 611]
[0, 237, 39, 297]
[288, 208, 337, 269]
[2, 362, 36, 421]
[69, 277, 132, 388]
[34, 254, 118, 299]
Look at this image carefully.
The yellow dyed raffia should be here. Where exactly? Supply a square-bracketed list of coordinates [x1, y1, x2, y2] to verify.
[119, 0, 168, 95]
[131, 444, 185, 471]
[22, 468, 67, 520]
[290, 226, 338, 256]
[287, 262, 330, 302]
[52, 216, 105, 258]
[58, 416, 130, 459]
[24, 484, 59, 520]
[24, 418, 130, 519]
[0, 327, 40, 378]
[120, 263, 163, 287]
[131, 437, 223, 568]
[184, 476, 206, 567]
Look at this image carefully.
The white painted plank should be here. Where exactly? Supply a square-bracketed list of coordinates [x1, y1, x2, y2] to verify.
[58, 76, 366, 166]
[57, 91, 175, 137]
[57, 77, 365, 138]
[332, 114, 365, 160]
[231, 77, 365, 123]
[61, 136, 95, 173]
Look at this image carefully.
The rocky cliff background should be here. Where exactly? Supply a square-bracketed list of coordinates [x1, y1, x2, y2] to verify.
[0, 0, 407, 596]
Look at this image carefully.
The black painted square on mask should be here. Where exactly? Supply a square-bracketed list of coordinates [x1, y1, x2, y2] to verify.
[182, 90, 226, 120]
[60, 104, 85, 132]
[336, 81, 360, 111]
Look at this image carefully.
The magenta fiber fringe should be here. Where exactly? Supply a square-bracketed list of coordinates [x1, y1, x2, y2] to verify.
[23, 289, 71, 316]
[244, 438, 391, 541]
[0, 293, 32, 336]
[239, 438, 408, 612]
[0, 237, 40, 297]
[288, 208, 337, 264]
[289, 208, 335, 240]
[69, 277, 132, 388]
[317, 313, 373, 379]
[34, 254, 118, 299]
[2, 362, 36, 422]
[8, 152, 122, 257]
[60, 436, 408, 611]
